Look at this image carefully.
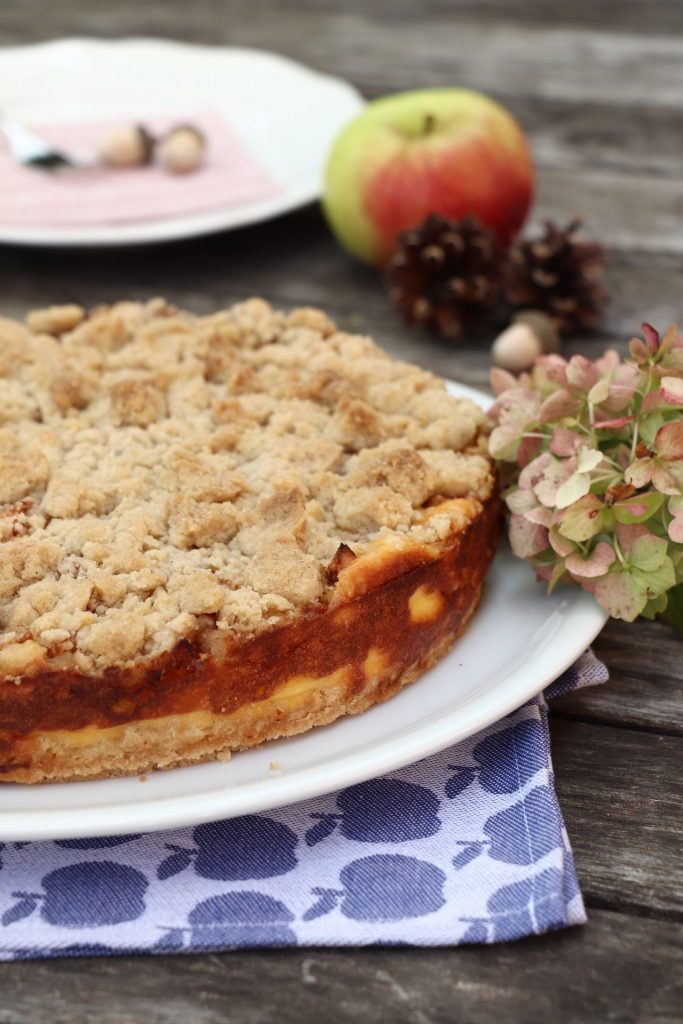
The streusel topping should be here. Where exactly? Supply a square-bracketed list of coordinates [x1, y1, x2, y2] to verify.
[0, 298, 493, 675]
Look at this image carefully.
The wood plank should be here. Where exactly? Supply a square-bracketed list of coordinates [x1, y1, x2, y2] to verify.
[261, 0, 683, 37]
[0, 909, 681, 1024]
[484, 97, 683, 180]
[553, 618, 683, 735]
[2, 2, 683, 112]
[5, 0, 683, 43]
[223, 14, 683, 111]
[551, 720, 683, 918]
[534, 167, 683, 254]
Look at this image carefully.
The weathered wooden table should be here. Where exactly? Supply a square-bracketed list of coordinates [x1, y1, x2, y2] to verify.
[0, 3, 681, 1021]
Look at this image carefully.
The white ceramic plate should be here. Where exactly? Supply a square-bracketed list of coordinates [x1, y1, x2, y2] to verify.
[0, 382, 606, 841]
[0, 38, 364, 246]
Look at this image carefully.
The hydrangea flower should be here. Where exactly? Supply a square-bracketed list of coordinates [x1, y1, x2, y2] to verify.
[489, 324, 683, 633]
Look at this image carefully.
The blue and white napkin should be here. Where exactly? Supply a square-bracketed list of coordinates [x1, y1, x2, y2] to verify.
[0, 651, 606, 959]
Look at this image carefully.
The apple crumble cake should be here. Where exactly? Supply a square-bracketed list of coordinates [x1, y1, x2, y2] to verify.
[0, 298, 500, 783]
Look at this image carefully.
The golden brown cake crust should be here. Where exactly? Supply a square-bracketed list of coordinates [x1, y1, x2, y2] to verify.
[0, 298, 500, 783]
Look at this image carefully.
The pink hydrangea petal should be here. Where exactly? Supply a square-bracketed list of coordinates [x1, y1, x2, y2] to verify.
[538, 389, 581, 423]
[588, 377, 610, 404]
[594, 415, 633, 430]
[659, 324, 681, 355]
[628, 531, 669, 573]
[508, 514, 549, 559]
[517, 434, 542, 467]
[602, 389, 634, 415]
[533, 458, 575, 508]
[641, 322, 660, 353]
[660, 376, 683, 405]
[603, 364, 639, 412]
[489, 366, 519, 396]
[489, 424, 520, 460]
[557, 492, 606, 542]
[506, 487, 537, 515]
[525, 506, 554, 527]
[576, 447, 603, 473]
[641, 392, 663, 413]
[663, 348, 683, 372]
[656, 421, 683, 460]
[614, 524, 669, 574]
[613, 491, 665, 526]
[594, 570, 647, 621]
[652, 462, 682, 496]
[566, 355, 599, 391]
[549, 526, 575, 558]
[614, 521, 650, 555]
[629, 337, 651, 364]
[625, 458, 653, 488]
[536, 354, 568, 387]
[489, 387, 536, 424]
[555, 471, 591, 509]
[594, 349, 620, 375]
[566, 541, 616, 579]
[519, 451, 555, 490]
[668, 514, 683, 543]
[550, 427, 582, 457]
[618, 499, 651, 520]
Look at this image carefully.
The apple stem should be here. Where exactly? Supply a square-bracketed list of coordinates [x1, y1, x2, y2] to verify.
[423, 113, 436, 135]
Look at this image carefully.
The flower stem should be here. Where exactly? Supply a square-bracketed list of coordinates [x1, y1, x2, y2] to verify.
[613, 534, 626, 564]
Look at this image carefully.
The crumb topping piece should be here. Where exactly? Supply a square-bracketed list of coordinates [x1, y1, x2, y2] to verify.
[0, 298, 493, 675]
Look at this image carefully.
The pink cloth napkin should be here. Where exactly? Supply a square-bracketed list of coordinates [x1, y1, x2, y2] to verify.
[0, 111, 281, 228]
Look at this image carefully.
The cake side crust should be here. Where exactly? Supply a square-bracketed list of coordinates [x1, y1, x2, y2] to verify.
[0, 495, 500, 783]
[0, 595, 482, 785]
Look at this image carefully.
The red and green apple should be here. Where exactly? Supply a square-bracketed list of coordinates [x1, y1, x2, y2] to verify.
[323, 88, 534, 266]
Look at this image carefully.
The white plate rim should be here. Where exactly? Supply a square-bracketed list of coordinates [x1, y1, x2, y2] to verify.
[0, 37, 365, 247]
[0, 381, 607, 841]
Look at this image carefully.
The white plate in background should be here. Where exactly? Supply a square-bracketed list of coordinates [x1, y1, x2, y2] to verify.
[0, 38, 364, 246]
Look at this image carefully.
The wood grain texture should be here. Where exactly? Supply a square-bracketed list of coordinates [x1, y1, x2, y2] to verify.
[551, 720, 683, 918]
[0, 1, 682, 1021]
[0, 911, 682, 1024]
[3, 2, 683, 111]
[556, 618, 683, 734]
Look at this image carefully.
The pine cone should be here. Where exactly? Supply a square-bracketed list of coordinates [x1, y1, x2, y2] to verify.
[387, 215, 504, 341]
[505, 219, 607, 334]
